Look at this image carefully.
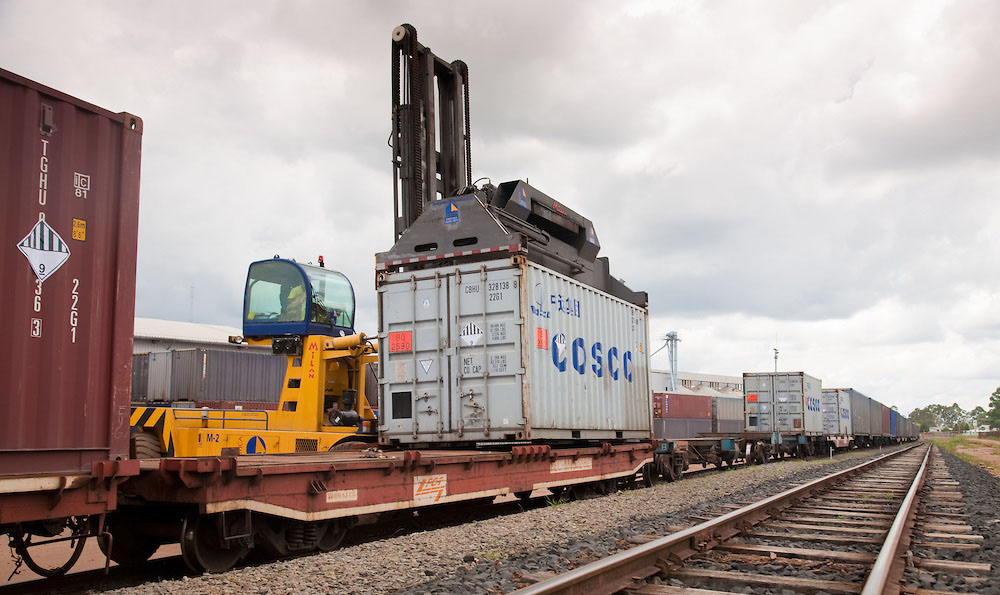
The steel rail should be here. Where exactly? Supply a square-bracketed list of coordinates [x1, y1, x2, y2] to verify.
[861, 444, 931, 595]
[514, 444, 922, 595]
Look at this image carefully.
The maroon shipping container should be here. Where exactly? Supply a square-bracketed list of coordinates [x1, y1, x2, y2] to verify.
[881, 403, 891, 437]
[654, 392, 712, 420]
[0, 69, 142, 475]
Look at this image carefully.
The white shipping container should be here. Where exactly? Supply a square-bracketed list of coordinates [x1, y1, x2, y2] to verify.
[821, 389, 853, 436]
[378, 258, 652, 444]
[743, 372, 823, 436]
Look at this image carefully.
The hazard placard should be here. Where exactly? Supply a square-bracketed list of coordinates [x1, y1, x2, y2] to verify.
[388, 331, 412, 352]
[747, 393, 758, 402]
[535, 328, 548, 349]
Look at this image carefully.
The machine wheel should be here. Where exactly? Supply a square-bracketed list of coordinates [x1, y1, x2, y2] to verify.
[316, 520, 347, 552]
[98, 514, 160, 566]
[329, 440, 369, 451]
[180, 514, 249, 573]
[132, 432, 162, 459]
[13, 517, 88, 578]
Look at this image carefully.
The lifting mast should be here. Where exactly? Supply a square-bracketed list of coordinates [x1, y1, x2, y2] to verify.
[391, 23, 472, 240]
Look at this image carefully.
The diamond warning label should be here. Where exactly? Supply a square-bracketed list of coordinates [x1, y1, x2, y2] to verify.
[459, 322, 484, 347]
[18, 214, 70, 282]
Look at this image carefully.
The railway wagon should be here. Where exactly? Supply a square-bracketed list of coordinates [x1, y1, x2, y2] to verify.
[0, 68, 142, 576]
[743, 372, 824, 459]
[820, 388, 853, 448]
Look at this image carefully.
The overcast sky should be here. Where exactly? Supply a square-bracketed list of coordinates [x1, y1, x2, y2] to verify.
[3, 0, 998, 415]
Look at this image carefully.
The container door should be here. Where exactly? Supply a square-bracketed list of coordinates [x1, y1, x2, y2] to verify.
[380, 270, 450, 440]
[821, 390, 839, 434]
[449, 264, 523, 440]
[148, 351, 172, 401]
[773, 374, 801, 432]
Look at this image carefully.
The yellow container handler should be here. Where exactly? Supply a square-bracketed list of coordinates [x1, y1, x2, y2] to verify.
[131, 257, 378, 457]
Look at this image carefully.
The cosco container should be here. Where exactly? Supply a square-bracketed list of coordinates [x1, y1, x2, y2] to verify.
[889, 408, 898, 437]
[743, 372, 823, 436]
[847, 389, 872, 436]
[869, 399, 884, 437]
[378, 258, 651, 444]
[820, 389, 852, 436]
[0, 69, 142, 475]
[712, 396, 744, 434]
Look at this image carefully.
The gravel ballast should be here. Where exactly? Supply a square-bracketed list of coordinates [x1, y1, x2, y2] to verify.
[85, 444, 927, 595]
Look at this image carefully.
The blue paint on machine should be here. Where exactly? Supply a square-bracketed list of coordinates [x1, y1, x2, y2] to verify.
[551, 333, 633, 382]
[246, 436, 267, 454]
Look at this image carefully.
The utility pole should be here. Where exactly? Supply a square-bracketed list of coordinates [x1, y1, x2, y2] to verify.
[773, 347, 779, 373]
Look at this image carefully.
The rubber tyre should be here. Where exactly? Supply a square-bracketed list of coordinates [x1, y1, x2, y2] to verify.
[132, 432, 161, 459]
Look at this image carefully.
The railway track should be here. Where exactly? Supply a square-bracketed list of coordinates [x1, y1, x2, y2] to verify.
[515, 443, 992, 595]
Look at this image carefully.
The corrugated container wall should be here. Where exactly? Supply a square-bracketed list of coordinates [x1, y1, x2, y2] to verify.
[848, 389, 871, 436]
[743, 372, 823, 436]
[712, 396, 744, 434]
[656, 393, 712, 420]
[131, 353, 149, 401]
[0, 69, 142, 475]
[889, 409, 898, 437]
[869, 399, 884, 437]
[821, 389, 852, 436]
[881, 404, 891, 436]
[170, 348, 285, 403]
[378, 258, 651, 444]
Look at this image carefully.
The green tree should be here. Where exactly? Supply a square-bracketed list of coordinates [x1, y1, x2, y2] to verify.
[986, 386, 1000, 428]
[970, 406, 987, 427]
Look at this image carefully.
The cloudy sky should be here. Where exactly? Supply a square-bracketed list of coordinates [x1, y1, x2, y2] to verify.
[3, 1, 997, 415]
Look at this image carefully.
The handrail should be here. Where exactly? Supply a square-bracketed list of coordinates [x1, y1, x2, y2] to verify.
[861, 445, 931, 594]
[171, 408, 271, 430]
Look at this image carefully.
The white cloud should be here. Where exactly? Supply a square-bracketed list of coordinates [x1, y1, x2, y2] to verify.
[2, 0, 997, 413]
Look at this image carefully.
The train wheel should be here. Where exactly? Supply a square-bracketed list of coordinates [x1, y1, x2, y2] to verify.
[642, 463, 659, 488]
[98, 514, 159, 566]
[180, 514, 248, 573]
[514, 490, 533, 500]
[316, 520, 346, 552]
[132, 431, 162, 458]
[13, 517, 88, 578]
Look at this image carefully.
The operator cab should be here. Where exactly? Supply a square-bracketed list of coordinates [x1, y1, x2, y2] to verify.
[243, 257, 355, 339]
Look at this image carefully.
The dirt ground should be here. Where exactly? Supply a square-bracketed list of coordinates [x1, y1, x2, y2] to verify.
[954, 437, 1000, 478]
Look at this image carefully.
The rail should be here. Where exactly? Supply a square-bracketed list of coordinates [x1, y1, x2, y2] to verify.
[861, 444, 931, 594]
[514, 443, 922, 595]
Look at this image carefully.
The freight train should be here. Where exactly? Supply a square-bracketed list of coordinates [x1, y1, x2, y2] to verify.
[0, 27, 918, 580]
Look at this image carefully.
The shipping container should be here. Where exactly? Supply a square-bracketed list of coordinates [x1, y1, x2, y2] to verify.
[820, 389, 852, 436]
[132, 352, 150, 401]
[712, 396, 744, 434]
[881, 403, 891, 436]
[889, 409, 898, 437]
[134, 348, 286, 404]
[743, 372, 823, 436]
[0, 69, 142, 475]
[869, 399, 884, 437]
[847, 389, 871, 436]
[653, 418, 712, 440]
[655, 393, 712, 420]
[170, 348, 285, 403]
[378, 258, 651, 444]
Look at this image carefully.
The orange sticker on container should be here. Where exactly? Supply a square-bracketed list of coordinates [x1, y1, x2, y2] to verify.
[388, 331, 412, 352]
[535, 328, 548, 349]
[747, 394, 758, 402]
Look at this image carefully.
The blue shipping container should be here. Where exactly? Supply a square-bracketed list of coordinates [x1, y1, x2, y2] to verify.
[889, 409, 898, 437]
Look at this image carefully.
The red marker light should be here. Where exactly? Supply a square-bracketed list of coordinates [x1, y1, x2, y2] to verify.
[318, 255, 325, 268]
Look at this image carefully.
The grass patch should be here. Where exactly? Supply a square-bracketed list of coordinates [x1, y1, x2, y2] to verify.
[930, 435, 996, 468]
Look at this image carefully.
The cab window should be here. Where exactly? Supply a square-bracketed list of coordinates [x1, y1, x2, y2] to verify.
[245, 261, 308, 323]
[304, 268, 354, 328]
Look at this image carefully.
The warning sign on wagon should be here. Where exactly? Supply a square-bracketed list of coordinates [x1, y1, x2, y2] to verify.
[388, 331, 412, 352]
[414, 474, 447, 504]
[459, 322, 483, 346]
[18, 214, 71, 282]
